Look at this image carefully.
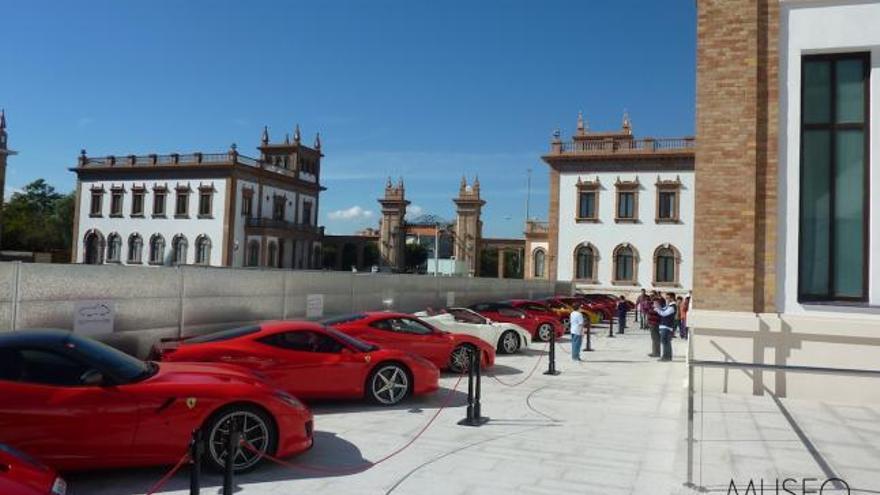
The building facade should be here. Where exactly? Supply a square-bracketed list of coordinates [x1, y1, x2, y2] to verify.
[70, 126, 325, 269]
[529, 113, 695, 295]
[692, 0, 880, 404]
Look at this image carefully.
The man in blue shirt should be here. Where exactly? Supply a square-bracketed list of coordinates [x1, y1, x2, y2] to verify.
[654, 293, 677, 361]
[569, 303, 585, 361]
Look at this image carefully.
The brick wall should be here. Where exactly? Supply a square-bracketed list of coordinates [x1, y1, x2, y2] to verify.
[694, 0, 778, 312]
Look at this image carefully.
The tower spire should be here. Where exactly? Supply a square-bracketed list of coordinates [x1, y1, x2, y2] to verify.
[294, 124, 301, 144]
[576, 110, 585, 135]
[622, 110, 632, 134]
[261, 125, 269, 145]
[314, 132, 321, 150]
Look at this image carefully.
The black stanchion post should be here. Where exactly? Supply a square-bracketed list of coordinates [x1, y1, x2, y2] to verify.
[189, 429, 202, 495]
[585, 323, 594, 351]
[458, 349, 489, 427]
[458, 351, 475, 426]
[222, 419, 238, 495]
[544, 326, 560, 376]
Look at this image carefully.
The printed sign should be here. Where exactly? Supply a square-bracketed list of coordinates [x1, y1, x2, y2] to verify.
[306, 294, 324, 319]
[73, 300, 115, 336]
[446, 291, 455, 307]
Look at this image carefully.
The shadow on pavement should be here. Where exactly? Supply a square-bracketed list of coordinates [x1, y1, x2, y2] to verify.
[66, 431, 366, 495]
[308, 385, 469, 415]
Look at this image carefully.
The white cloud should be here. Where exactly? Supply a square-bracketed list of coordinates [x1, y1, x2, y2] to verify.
[405, 204, 424, 218]
[328, 205, 374, 221]
[4, 186, 22, 202]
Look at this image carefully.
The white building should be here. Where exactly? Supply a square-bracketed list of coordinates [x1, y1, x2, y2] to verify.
[690, 0, 880, 404]
[71, 126, 325, 269]
[526, 113, 696, 295]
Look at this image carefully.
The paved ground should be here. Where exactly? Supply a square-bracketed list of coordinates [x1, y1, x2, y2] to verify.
[67, 322, 880, 495]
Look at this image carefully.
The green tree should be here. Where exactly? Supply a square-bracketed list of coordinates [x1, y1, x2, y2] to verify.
[2, 179, 74, 252]
[404, 242, 428, 273]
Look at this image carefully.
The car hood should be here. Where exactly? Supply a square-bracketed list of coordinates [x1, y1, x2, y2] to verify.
[148, 361, 267, 388]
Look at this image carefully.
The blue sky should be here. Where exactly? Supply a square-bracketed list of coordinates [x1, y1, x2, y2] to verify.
[0, 0, 695, 238]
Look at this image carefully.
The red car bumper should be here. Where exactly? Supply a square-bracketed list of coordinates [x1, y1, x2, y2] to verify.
[275, 409, 315, 458]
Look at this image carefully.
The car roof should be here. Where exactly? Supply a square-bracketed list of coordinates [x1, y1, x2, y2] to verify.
[0, 329, 74, 348]
[258, 320, 331, 335]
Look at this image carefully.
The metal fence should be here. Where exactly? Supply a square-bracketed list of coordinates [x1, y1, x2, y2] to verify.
[0, 262, 569, 356]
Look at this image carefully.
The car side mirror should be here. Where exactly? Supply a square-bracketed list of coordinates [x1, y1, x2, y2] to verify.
[80, 369, 105, 386]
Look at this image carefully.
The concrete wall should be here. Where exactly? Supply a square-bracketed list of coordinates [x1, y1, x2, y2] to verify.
[0, 262, 567, 357]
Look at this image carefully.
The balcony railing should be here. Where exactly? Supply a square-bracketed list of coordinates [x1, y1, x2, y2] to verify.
[553, 137, 695, 155]
[525, 220, 549, 235]
[81, 152, 249, 167]
[245, 217, 324, 235]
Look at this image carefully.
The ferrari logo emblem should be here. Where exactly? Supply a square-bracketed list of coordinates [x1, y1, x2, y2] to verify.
[364, 355, 372, 363]
[186, 397, 197, 409]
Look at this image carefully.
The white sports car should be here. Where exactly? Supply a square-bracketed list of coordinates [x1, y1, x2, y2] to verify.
[415, 307, 532, 354]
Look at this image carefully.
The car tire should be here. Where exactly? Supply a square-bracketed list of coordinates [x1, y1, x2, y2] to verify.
[203, 404, 278, 473]
[537, 323, 554, 342]
[367, 363, 411, 406]
[448, 344, 477, 373]
[498, 330, 520, 354]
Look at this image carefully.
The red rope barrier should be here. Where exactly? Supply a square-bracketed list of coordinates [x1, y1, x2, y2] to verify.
[145, 451, 190, 495]
[242, 372, 466, 475]
[486, 344, 547, 387]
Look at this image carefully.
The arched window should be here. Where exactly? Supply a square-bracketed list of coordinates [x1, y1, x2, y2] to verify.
[247, 240, 260, 267]
[654, 245, 679, 285]
[267, 241, 278, 268]
[195, 235, 212, 265]
[533, 249, 546, 278]
[128, 234, 143, 263]
[172, 235, 188, 265]
[613, 244, 637, 283]
[106, 233, 122, 263]
[149, 234, 166, 265]
[575, 244, 597, 281]
[83, 229, 105, 265]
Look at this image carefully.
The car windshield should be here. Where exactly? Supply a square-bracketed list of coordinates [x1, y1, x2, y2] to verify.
[187, 325, 261, 343]
[66, 333, 152, 383]
[325, 328, 377, 352]
[321, 314, 367, 326]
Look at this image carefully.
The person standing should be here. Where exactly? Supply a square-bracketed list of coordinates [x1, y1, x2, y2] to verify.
[636, 289, 648, 329]
[655, 292, 677, 361]
[615, 295, 627, 335]
[680, 295, 690, 339]
[569, 303, 585, 361]
[647, 296, 662, 357]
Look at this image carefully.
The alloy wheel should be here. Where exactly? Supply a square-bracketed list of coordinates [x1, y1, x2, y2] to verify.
[450, 345, 474, 372]
[208, 410, 270, 471]
[537, 323, 553, 342]
[500, 331, 519, 354]
[371, 365, 409, 405]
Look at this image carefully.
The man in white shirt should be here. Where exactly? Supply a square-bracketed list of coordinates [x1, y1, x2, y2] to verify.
[654, 292, 677, 361]
[569, 303, 585, 361]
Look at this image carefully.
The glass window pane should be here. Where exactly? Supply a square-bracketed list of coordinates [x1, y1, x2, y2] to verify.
[836, 59, 864, 124]
[803, 60, 831, 124]
[833, 130, 865, 297]
[799, 130, 831, 296]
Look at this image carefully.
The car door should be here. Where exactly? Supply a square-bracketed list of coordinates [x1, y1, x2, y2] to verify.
[255, 331, 365, 398]
[0, 347, 138, 471]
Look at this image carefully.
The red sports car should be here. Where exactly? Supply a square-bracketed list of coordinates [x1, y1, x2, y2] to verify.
[0, 443, 66, 495]
[468, 302, 563, 342]
[325, 312, 496, 373]
[154, 321, 440, 406]
[0, 330, 313, 473]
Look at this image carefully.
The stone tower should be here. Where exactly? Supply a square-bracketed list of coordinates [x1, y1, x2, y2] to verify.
[454, 176, 485, 276]
[0, 110, 16, 248]
[378, 177, 409, 271]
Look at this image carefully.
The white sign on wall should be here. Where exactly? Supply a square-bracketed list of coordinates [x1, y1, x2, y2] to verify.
[73, 300, 115, 336]
[306, 294, 324, 319]
[446, 291, 455, 307]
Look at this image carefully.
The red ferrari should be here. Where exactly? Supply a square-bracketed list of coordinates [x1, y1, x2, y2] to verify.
[325, 312, 496, 373]
[468, 302, 563, 342]
[0, 330, 313, 473]
[0, 443, 66, 495]
[154, 321, 440, 406]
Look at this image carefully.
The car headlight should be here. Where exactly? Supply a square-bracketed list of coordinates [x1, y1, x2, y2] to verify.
[274, 391, 307, 411]
[52, 477, 68, 495]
